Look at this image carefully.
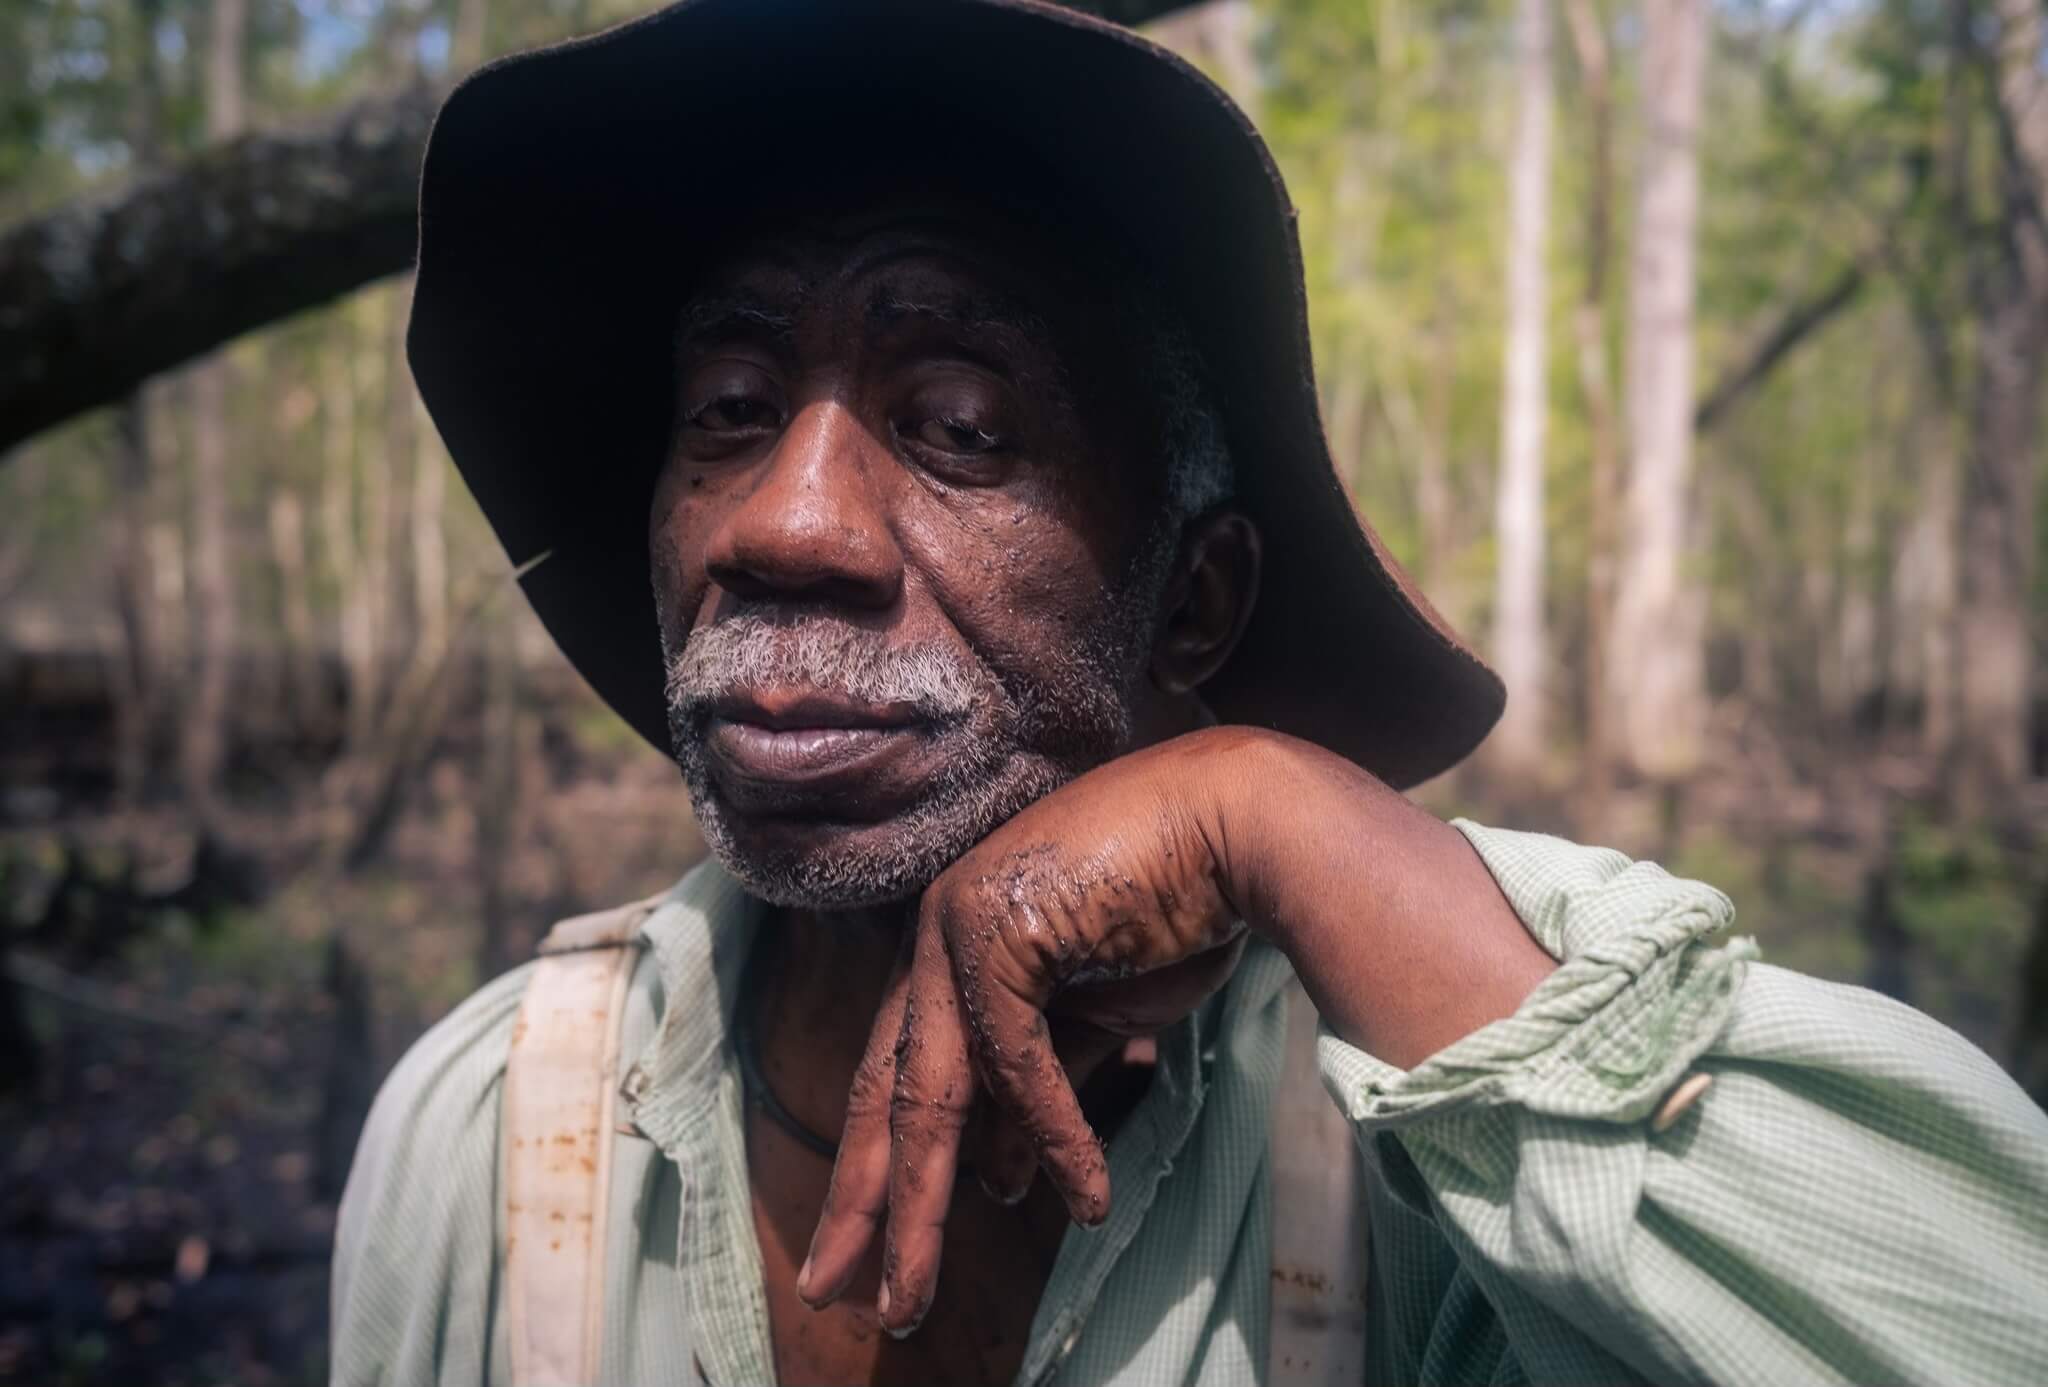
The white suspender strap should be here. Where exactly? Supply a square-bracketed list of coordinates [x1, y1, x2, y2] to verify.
[1267, 977, 1371, 1385]
[502, 896, 659, 1387]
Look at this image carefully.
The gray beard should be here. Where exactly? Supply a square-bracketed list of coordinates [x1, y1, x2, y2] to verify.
[662, 526, 1177, 910]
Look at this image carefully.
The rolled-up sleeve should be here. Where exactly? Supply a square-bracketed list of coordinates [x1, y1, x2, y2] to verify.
[1319, 822, 2048, 1385]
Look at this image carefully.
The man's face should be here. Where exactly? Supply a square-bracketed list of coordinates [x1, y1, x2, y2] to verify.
[649, 194, 1179, 909]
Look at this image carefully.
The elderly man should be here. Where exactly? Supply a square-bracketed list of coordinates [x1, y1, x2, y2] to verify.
[333, 0, 2048, 1383]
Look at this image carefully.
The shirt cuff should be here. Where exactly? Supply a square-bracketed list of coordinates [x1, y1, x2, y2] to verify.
[1317, 820, 1756, 1133]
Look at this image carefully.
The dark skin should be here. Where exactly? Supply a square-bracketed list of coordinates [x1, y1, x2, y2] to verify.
[648, 194, 1557, 1383]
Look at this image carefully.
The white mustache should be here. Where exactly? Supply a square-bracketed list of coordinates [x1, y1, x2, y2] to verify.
[664, 614, 988, 724]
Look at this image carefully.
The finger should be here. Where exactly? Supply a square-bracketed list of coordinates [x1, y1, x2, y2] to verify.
[955, 951, 1111, 1228]
[1050, 936, 1249, 1036]
[797, 946, 913, 1310]
[972, 1020, 1123, 1205]
[878, 925, 977, 1337]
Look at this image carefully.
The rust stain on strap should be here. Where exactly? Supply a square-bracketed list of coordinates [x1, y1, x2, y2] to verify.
[503, 896, 659, 1386]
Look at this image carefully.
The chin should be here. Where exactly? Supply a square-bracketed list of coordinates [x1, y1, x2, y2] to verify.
[684, 756, 1073, 912]
[701, 813, 940, 910]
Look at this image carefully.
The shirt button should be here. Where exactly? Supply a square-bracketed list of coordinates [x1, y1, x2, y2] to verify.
[1651, 1072, 1714, 1133]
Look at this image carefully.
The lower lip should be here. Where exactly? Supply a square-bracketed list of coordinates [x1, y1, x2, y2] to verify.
[707, 719, 923, 784]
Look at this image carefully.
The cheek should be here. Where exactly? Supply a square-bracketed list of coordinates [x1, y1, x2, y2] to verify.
[647, 469, 720, 642]
[903, 489, 1131, 676]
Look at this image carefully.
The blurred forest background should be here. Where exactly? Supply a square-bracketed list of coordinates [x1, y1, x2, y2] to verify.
[3, 0, 2046, 1381]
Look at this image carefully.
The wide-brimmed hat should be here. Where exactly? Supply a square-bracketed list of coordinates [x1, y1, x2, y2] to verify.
[409, 0, 1503, 788]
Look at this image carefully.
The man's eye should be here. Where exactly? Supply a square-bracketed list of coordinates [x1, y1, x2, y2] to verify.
[689, 396, 780, 432]
[911, 416, 1002, 454]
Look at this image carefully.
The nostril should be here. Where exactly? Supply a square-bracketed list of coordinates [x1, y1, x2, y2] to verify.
[706, 543, 901, 610]
[701, 560, 781, 605]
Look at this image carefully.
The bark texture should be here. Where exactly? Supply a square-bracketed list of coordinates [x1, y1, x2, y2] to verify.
[0, 86, 437, 456]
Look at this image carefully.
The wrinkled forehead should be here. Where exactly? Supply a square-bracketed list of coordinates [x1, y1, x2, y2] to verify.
[676, 180, 1118, 354]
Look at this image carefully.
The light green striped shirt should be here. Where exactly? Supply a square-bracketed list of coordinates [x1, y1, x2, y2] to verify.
[333, 822, 2048, 1385]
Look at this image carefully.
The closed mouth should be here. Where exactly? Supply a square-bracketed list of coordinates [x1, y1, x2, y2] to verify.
[702, 688, 944, 793]
[709, 689, 923, 733]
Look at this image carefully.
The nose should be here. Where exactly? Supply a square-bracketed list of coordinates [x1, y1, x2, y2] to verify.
[701, 400, 905, 611]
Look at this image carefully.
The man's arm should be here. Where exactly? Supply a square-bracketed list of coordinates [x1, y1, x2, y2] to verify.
[800, 725, 2048, 1380]
[1211, 731, 1557, 1071]
[1320, 820, 2048, 1384]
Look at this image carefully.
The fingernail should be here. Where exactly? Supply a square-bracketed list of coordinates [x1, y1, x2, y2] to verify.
[796, 1256, 814, 1299]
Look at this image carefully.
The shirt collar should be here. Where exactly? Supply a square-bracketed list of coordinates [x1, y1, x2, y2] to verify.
[620, 857, 760, 1150]
[617, 855, 1294, 1196]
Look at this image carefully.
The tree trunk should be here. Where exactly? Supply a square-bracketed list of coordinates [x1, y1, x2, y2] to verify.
[1490, 0, 1554, 777]
[1951, 0, 2048, 813]
[475, 616, 528, 982]
[1326, 144, 1372, 505]
[1417, 304, 1465, 626]
[179, 0, 249, 835]
[330, 277, 460, 872]
[1563, 0, 1620, 831]
[267, 488, 317, 734]
[384, 276, 419, 648]
[110, 0, 169, 820]
[1609, 0, 1709, 782]
[315, 931, 376, 1201]
[1955, 292, 2044, 807]
[111, 394, 160, 814]
[1915, 449, 1961, 764]
[182, 359, 235, 829]
[319, 321, 376, 770]
[1828, 452, 1881, 735]
[357, 287, 399, 746]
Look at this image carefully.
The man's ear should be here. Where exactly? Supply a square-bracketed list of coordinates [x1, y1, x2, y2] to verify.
[1150, 507, 1262, 697]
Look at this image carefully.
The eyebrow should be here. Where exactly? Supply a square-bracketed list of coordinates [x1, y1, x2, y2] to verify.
[863, 288, 1051, 345]
[675, 293, 800, 350]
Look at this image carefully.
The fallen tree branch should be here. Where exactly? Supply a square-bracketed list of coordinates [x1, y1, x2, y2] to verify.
[0, 85, 440, 456]
[1695, 262, 1866, 434]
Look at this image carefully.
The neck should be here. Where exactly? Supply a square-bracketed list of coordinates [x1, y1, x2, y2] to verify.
[748, 900, 912, 1149]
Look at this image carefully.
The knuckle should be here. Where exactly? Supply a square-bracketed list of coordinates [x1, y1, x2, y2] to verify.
[843, 1059, 893, 1120]
[888, 1083, 970, 1131]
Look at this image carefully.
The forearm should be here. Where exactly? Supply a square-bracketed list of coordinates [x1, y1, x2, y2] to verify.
[1210, 731, 1555, 1071]
[1308, 822, 2048, 1386]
